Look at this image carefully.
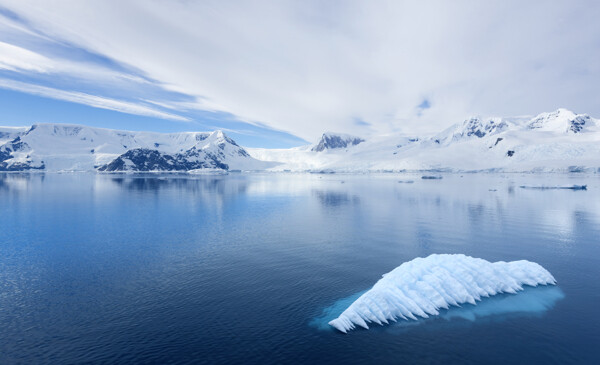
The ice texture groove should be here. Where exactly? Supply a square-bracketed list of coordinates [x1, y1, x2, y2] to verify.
[328, 254, 556, 333]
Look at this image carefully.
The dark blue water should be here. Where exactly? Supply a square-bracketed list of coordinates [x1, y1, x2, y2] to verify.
[1, 173, 599, 364]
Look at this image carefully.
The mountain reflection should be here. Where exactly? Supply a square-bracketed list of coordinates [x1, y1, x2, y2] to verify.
[312, 189, 360, 207]
[0, 172, 40, 192]
[107, 175, 249, 197]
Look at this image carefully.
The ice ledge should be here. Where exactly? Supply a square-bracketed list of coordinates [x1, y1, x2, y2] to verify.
[329, 254, 556, 333]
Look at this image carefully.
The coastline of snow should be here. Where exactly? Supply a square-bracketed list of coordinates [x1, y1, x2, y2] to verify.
[0, 123, 272, 172]
[248, 108, 600, 173]
[1, 108, 599, 173]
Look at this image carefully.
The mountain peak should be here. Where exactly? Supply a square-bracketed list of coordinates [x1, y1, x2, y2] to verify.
[528, 108, 591, 133]
[312, 132, 365, 152]
[0, 123, 264, 172]
[433, 117, 509, 145]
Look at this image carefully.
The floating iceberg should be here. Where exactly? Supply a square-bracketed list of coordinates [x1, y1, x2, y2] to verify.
[328, 254, 556, 333]
[519, 185, 587, 191]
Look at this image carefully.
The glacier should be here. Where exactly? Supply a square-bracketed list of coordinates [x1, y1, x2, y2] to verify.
[248, 108, 600, 173]
[328, 254, 557, 333]
[2, 108, 599, 173]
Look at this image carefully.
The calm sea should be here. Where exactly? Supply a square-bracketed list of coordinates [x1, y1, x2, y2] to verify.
[0, 173, 599, 364]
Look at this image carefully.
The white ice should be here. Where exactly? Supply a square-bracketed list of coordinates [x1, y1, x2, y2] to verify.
[248, 108, 600, 173]
[328, 254, 557, 333]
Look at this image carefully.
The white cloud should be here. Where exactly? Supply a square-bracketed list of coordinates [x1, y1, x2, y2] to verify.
[0, 41, 51, 72]
[0, 39, 154, 88]
[1, 0, 599, 141]
[0, 79, 189, 121]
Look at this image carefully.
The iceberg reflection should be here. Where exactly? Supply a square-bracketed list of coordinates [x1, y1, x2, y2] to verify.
[439, 285, 564, 321]
[312, 285, 564, 331]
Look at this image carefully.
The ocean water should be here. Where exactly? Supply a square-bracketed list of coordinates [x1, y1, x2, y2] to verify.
[0, 172, 599, 364]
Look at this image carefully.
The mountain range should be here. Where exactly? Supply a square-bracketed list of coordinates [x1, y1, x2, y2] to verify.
[0, 124, 271, 172]
[249, 108, 600, 173]
[1, 109, 598, 173]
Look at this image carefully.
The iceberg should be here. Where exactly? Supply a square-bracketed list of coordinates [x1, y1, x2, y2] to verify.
[519, 185, 587, 191]
[328, 254, 556, 333]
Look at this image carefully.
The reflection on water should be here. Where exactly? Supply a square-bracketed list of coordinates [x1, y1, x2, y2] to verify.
[312, 189, 360, 207]
[311, 285, 565, 332]
[0, 172, 599, 364]
[440, 285, 565, 321]
[109, 175, 249, 196]
[0, 172, 38, 192]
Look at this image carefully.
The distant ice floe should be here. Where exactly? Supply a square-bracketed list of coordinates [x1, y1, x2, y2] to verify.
[328, 254, 557, 333]
[519, 185, 587, 191]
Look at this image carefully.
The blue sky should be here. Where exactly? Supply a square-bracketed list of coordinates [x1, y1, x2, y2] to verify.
[0, 4, 305, 147]
[0, 1, 599, 147]
[0, 89, 306, 148]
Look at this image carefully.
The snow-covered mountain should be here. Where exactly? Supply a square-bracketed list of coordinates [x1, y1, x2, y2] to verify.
[2, 109, 599, 173]
[0, 124, 271, 172]
[248, 109, 600, 172]
[0, 126, 28, 145]
[311, 133, 365, 152]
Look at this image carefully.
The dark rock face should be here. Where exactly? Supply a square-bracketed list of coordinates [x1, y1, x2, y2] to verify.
[182, 147, 229, 170]
[0, 136, 44, 171]
[0, 161, 45, 171]
[489, 137, 504, 149]
[97, 148, 229, 172]
[223, 135, 239, 147]
[0, 150, 44, 170]
[528, 111, 590, 133]
[461, 118, 508, 139]
[465, 119, 487, 138]
[98, 149, 168, 171]
[507, 150, 515, 157]
[569, 116, 588, 133]
[312, 134, 365, 152]
[2, 137, 29, 153]
[51, 125, 82, 136]
[568, 166, 585, 173]
[0, 149, 10, 162]
[0, 126, 254, 172]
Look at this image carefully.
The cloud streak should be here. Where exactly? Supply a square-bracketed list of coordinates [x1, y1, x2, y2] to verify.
[1, 0, 599, 141]
[0, 79, 189, 121]
[0, 41, 50, 72]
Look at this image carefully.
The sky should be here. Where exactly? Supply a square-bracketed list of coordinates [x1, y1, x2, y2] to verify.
[0, 0, 599, 148]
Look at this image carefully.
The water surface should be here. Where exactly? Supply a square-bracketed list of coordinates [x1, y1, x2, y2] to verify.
[0, 173, 599, 364]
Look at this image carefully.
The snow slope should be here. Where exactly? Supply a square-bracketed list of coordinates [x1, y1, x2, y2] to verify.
[2, 108, 598, 173]
[248, 109, 600, 172]
[328, 254, 556, 333]
[312, 133, 365, 152]
[0, 126, 28, 146]
[0, 124, 271, 172]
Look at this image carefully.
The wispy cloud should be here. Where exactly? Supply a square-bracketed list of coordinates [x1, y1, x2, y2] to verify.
[0, 79, 189, 121]
[0, 41, 50, 72]
[1, 0, 599, 140]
